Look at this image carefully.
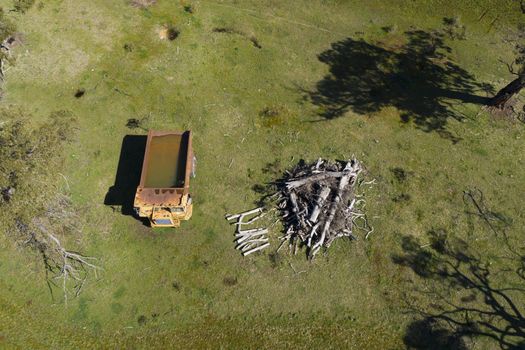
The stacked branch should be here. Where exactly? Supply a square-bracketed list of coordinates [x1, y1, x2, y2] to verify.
[226, 208, 270, 256]
[276, 158, 369, 258]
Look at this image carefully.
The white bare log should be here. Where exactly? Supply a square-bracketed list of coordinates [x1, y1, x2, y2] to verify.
[346, 198, 357, 212]
[286, 171, 345, 190]
[311, 163, 356, 256]
[289, 191, 306, 228]
[238, 211, 267, 225]
[235, 228, 267, 236]
[236, 238, 269, 251]
[242, 242, 270, 256]
[225, 207, 263, 221]
[244, 238, 269, 244]
[236, 230, 268, 238]
[236, 231, 268, 244]
[239, 242, 256, 252]
[309, 186, 331, 223]
[289, 192, 300, 214]
[365, 226, 374, 239]
[307, 223, 319, 247]
[236, 228, 268, 236]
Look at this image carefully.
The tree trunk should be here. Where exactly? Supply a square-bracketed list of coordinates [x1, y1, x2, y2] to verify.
[488, 74, 525, 108]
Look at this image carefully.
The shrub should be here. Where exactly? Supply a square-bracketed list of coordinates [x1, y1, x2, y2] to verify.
[13, 0, 35, 14]
[0, 7, 16, 41]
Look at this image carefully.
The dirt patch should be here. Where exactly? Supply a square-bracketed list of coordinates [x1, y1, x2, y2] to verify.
[258, 105, 293, 127]
[129, 0, 156, 9]
[158, 28, 168, 40]
[212, 27, 262, 49]
[158, 26, 180, 41]
[486, 98, 525, 123]
[222, 276, 238, 286]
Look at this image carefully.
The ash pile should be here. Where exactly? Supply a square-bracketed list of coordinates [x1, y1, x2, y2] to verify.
[276, 158, 371, 258]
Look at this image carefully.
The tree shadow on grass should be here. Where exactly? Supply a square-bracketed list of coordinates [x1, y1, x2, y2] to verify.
[392, 228, 525, 349]
[308, 30, 494, 142]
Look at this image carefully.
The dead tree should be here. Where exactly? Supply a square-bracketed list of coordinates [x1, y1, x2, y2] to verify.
[488, 74, 525, 108]
[488, 42, 525, 108]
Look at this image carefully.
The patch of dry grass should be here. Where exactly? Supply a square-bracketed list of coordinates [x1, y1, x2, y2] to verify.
[129, 0, 157, 9]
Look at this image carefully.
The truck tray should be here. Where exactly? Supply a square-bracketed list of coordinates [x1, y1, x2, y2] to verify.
[134, 130, 193, 208]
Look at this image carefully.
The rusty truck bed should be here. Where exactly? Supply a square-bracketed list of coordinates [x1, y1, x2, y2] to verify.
[134, 130, 192, 206]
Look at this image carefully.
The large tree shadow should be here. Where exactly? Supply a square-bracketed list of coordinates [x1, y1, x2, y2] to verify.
[392, 227, 525, 349]
[308, 30, 494, 142]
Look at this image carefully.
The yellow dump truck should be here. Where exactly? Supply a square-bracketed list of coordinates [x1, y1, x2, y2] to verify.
[134, 130, 194, 227]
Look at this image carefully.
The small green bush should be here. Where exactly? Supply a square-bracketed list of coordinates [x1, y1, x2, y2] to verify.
[13, 0, 35, 13]
[0, 109, 76, 217]
[0, 7, 16, 41]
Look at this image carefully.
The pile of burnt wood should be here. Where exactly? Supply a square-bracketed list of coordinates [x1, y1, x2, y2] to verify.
[226, 158, 371, 258]
[275, 158, 370, 258]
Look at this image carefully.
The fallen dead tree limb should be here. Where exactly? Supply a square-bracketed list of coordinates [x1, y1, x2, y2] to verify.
[30, 217, 100, 305]
[12, 194, 101, 305]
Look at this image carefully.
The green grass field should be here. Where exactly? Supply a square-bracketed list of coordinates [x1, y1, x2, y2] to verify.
[0, 0, 524, 348]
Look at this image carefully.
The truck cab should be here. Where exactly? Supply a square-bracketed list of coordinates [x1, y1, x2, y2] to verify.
[133, 130, 194, 227]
